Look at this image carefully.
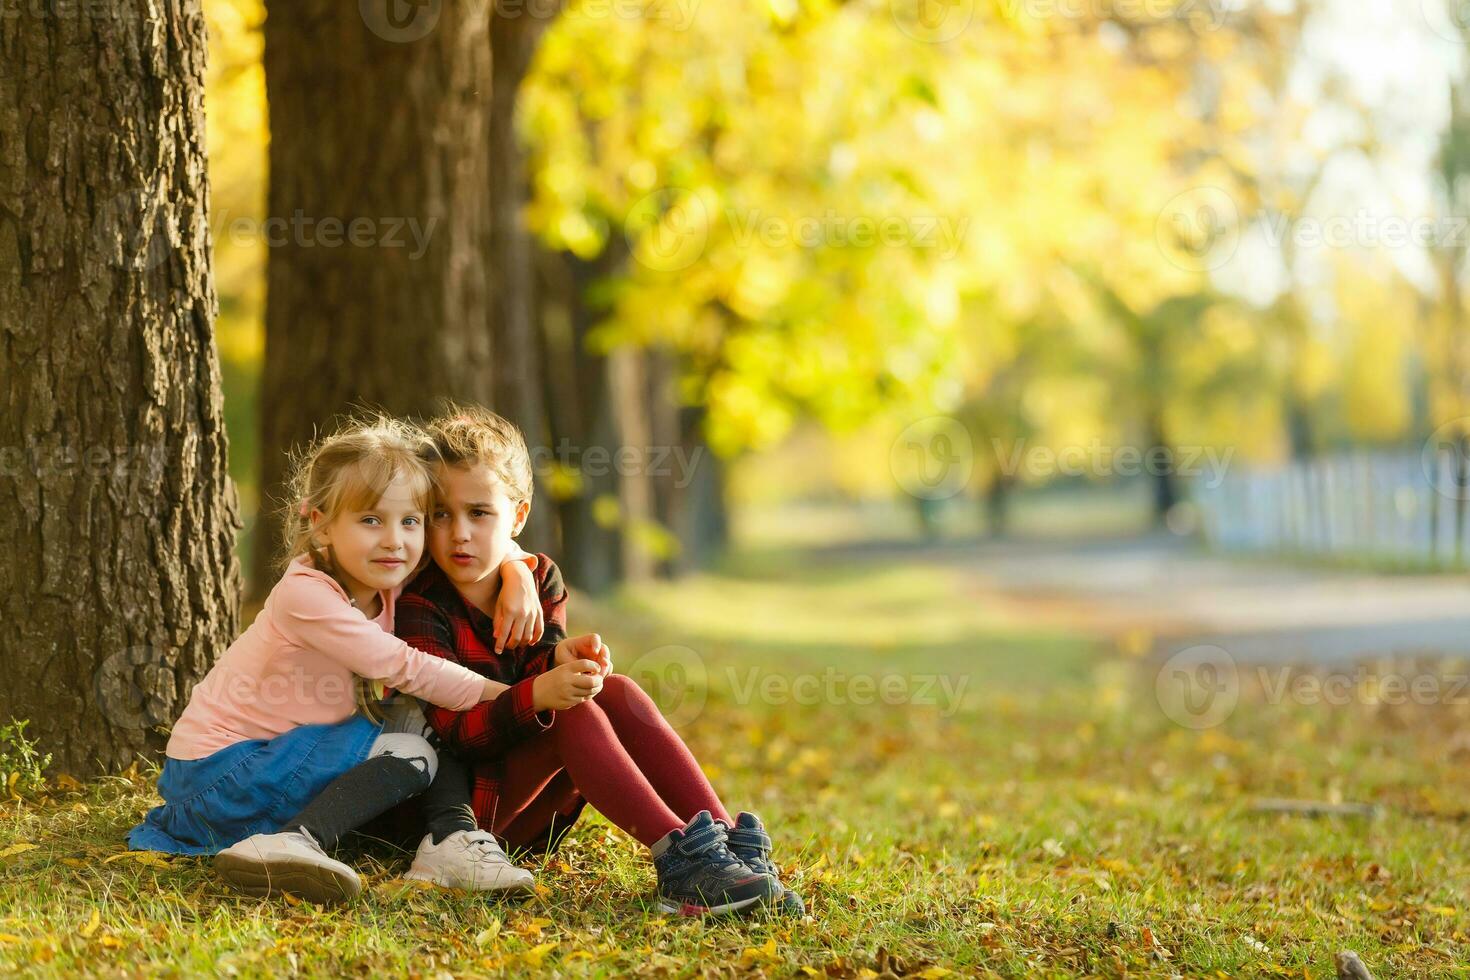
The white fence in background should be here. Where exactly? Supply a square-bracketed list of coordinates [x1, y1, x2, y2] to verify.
[1194, 449, 1470, 567]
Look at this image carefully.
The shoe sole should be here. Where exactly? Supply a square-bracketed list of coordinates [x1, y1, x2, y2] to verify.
[214, 851, 362, 905]
[401, 869, 537, 894]
[656, 892, 768, 917]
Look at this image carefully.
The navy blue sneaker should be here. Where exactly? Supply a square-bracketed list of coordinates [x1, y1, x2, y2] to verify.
[651, 811, 781, 916]
[726, 812, 805, 915]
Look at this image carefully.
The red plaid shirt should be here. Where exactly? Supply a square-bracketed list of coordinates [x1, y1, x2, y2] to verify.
[395, 556, 584, 851]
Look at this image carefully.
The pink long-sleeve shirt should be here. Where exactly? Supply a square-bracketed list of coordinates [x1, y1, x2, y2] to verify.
[165, 556, 491, 761]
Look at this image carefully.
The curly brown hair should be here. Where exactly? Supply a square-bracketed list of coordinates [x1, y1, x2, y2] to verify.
[424, 403, 534, 507]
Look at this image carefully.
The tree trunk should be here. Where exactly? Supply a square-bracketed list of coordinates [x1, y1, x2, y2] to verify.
[254, 0, 494, 594]
[1284, 388, 1315, 461]
[984, 471, 1014, 538]
[489, 3, 557, 552]
[1146, 410, 1180, 525]
[670, 405, 729, 573]
[646, 349, 681, 576]
[538, 245, 624, 593]
[608, 347, 657, 583]
[0, 2, 241, 774]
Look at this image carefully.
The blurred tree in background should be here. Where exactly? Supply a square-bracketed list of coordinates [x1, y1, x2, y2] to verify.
[198, 0, 1467, 590]
[5, 0, 1462, 769]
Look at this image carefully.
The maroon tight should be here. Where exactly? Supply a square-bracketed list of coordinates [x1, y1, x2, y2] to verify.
[490, 674, 733, 847]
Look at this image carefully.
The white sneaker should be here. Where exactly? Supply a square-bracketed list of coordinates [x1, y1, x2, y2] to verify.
[402, 829, 535, 893]
[214, 828, 362, 904]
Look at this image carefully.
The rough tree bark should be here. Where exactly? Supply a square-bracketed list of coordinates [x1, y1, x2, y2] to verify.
[255, 0, 494, 593]
[0, 2, 241, 773]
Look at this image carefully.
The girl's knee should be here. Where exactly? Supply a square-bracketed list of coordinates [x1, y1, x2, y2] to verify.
[369, 732, 439, 785]
[601, 673, 636, 695]
[601, 673, 648, 708]
[588, 674, 668, 735]
[554, 698, 603, 726]
[550, 698, 615, 742]
[600, 673, 655, 716]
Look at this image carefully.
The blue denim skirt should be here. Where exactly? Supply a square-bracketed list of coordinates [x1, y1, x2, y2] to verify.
[127, 716, 383, 856]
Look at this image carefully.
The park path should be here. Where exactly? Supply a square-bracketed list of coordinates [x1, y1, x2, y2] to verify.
[826, 533, 1470, 664]
[961, 534, 1470, 663]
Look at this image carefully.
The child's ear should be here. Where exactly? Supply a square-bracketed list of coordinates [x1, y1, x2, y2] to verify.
[512, 499, 531, 537]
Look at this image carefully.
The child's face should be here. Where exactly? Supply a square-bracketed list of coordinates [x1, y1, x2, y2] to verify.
[428, 464, 529, 588]
[313, 470, 426, 596]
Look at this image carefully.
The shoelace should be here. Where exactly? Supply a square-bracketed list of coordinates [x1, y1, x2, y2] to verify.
[678, 823, 746, 872]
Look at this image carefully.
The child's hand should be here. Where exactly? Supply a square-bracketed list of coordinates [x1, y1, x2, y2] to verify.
[532, 659, 605, 711]
[494, 559, 544, 654]
[556, 633, 612, 677]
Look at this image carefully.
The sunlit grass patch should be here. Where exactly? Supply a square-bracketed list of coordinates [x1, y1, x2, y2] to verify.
[1, 544, 1467, 976]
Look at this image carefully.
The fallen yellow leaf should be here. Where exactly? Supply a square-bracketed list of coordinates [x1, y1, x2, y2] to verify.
[78, 910, 100, 939]
[522, 941, 558, 968]
[741, 937, 779, 965]
[0, 843, 37, 859]
[514, 915, 554, 938]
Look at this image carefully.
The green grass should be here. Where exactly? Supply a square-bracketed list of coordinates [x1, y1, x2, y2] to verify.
[2, 541, 1468, 976]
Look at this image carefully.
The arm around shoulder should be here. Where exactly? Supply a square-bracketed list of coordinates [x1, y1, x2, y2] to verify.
[272, 577, 486, 712]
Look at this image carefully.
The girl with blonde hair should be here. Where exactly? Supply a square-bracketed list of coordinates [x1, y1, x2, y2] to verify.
[129, 417, 543, 903]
